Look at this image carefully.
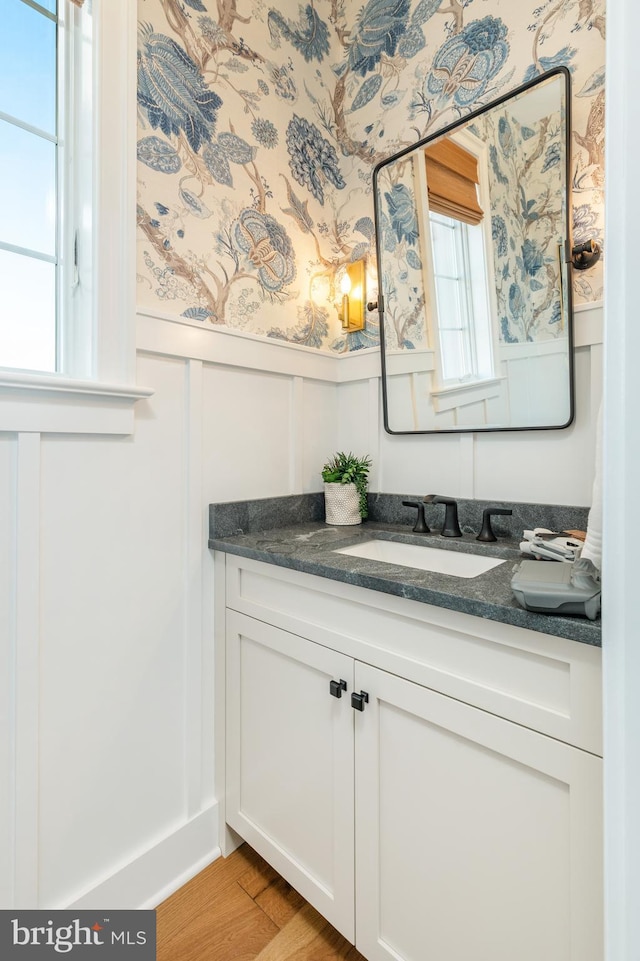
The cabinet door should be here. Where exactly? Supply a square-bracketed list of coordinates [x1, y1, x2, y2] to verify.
[354, 662, 603, 961]
[226, 610, 355, 941]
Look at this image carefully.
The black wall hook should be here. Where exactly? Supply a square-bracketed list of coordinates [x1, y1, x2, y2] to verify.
[571, 239, 601, 270]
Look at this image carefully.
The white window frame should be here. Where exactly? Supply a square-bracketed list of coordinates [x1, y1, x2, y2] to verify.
[415, 130, 501, 405]
[429, 212, 492, 384]
[427, 130, 499, 394]
[0, 0, 152, 434]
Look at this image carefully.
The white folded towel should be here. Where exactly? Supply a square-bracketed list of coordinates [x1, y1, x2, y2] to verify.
[520, 529, 583, 563]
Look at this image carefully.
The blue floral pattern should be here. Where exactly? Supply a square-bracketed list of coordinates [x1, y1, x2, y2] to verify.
[268, 6, 330, 63]
[234, 209, 296, 292]
[377, 88, 569, 349]
[251, 118, 278, 148]
[348, 0, 411, 77]
[268, 301, 329, 348]
[137, 136, 182, 173]
[426, 16, 509, 109]
[375, 158, 427, 350]
[385, 184, 419, 245]
[480, 104, 566, 342]
[286, 115, 345, 205]
[137, 26, 222, 152]
[491, 214, 507, 257]
[136, 0, 605, 348]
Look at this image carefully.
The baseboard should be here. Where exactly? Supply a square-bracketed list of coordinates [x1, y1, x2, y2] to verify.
[66, 804, 220, 910]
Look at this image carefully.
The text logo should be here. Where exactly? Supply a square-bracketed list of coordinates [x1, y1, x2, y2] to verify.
[0, 911, 156, 959]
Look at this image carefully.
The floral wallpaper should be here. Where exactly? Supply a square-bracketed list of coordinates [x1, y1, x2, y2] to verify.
[481, 100, 566, 344]
[136, 0, 605, 353]
[375, 155, 428, 352]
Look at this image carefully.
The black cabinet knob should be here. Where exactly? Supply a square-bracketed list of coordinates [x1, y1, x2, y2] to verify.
[330, 679, 347, 698]
[351, 691, 369, 711]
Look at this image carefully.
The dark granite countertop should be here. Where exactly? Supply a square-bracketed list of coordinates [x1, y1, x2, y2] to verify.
[209, 494, 601, 648]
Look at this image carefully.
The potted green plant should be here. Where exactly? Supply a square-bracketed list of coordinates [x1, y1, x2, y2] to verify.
[321, 452, 372, 525]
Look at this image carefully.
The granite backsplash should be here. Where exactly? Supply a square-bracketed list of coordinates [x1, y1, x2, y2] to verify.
[209, 493, 590, 542]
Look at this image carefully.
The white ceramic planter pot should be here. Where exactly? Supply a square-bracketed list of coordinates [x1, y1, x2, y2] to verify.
[324, 482, 362, 525]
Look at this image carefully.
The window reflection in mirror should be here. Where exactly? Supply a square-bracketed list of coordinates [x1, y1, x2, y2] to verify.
[373, 68, 573, 434]
[430, 211, 495, 384]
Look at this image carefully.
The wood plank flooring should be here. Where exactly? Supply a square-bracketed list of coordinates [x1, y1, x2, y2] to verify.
[157, 844, 367, 961]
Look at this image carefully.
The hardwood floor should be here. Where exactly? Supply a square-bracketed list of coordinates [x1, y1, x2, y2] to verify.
[157, 844, 367, 961]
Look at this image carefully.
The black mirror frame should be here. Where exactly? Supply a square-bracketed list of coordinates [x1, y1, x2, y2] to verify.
[372, 66, 574, 435]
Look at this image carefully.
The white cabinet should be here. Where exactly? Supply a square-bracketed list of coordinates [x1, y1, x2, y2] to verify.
[354, 663, 602, 961]
[220, 555, 603, 961]
[226, 610, 355, 941]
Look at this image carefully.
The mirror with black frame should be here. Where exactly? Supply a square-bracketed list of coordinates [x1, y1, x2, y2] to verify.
[373, 67, 573, 434]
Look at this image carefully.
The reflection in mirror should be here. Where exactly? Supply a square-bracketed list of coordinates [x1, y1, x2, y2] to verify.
[373, 68, 573, 434]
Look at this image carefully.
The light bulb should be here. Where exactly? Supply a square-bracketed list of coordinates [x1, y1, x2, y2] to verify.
[340, 272, 352, 295]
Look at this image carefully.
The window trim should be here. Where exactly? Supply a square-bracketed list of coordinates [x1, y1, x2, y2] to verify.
[422, 130, 500, 392]
[430, 376, 504, 413]
[0, 0, 153, 435]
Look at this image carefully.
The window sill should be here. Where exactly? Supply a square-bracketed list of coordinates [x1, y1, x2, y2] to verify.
[0, 370, 154, 435]
[431, 377, 503, 413]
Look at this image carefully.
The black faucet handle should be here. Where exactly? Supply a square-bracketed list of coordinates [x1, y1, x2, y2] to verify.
[476, 507, 513, 542]
[402, 500, 430, 534]
[423, 495, 462, 538]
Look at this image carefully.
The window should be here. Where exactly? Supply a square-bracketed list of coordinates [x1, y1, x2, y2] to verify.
[422, 133, 497, 390]
[0, 0, 92, 374]
[430, 212, 494, 384]
[0, 1, 151, 434]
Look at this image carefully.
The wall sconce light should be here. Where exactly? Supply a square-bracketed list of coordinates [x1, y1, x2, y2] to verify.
[339, 260, 366, 332]
[571, 238, 601, 270]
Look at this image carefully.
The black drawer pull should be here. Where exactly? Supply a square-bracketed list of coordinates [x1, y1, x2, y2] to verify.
[330, 679, 347, 698]
[351, 691, 369, 711]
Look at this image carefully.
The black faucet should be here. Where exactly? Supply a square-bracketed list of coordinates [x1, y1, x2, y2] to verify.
[476, 507, 513, 542]
[402, 500, 430, 533]
[424, 495, 462, 537]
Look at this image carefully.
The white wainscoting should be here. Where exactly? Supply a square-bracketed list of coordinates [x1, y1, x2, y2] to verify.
[0, 434, 16, 909]
[337, 302, 603, 506]
[0, 321, 343, 911]
[0, 301, 602, 911]
[0, 354, 223, 910]
[138, 308, 343, 504]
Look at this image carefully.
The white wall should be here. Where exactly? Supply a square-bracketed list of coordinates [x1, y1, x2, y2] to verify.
[603, 0, 640, 955]
[338, 303, 602, 507]
[0, 301, 601, 910]
[1, 355, 219, 910]
[0, 316, 341, 910]
[0, 435, 15, 909]
[38, 357, 191, 906]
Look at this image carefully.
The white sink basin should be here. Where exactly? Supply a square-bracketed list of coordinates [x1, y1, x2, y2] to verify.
[334, 539, 506, 578]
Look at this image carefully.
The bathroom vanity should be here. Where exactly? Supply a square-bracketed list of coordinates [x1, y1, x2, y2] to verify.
[206, 57, 602, 959]
[210, 497, 602, 961]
